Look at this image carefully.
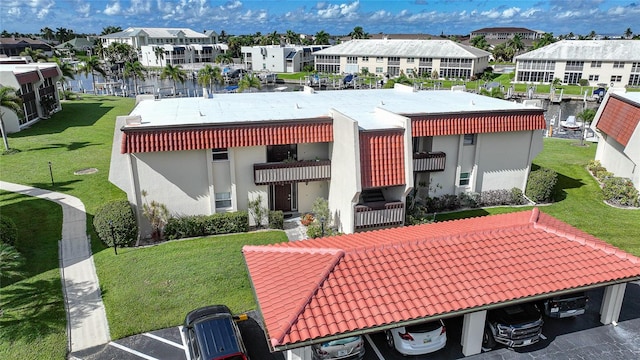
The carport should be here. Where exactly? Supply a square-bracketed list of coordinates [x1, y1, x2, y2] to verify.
[243, 209, 640, 358]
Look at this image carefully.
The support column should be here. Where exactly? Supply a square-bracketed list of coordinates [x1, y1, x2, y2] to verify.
[286, 346, 312, 360]
[461, 310, 486, 356]
[600, 283, 626, 325]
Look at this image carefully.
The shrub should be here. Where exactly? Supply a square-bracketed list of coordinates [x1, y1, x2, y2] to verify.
[300, 213, 314, 226]
[269, 211, 284, 230]
[510, 187, 527, 205]
[602, 177, 640, 207]
[479, 189, 513, 206]
[0, 216, 18, 246]
[596, 170, 613, 182]
[579, 79, 589, 86]
[163, 211, 249, 240]
[307, 222, 338, 239]
[425, 194, 460, 212]
[248, 195, 267, 228]
[458, 192, 480, 208]
[526, 167, 558, 203]
[93, 200, 137, 250]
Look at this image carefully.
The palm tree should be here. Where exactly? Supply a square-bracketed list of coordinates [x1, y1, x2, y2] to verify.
[0, 86, 23, 151]
[507, 34, 525, 61]
[124, 61, 147, 95]
[285, 30, 299, 45]
[101, 26, 123, 35]
[470, 35, 489, 51]
[40, 27, 54, 41]
[577, 108, 597, 146]
[153, 46, 165, 65]
[314, 30, 330, 45]
[79, 55, 106, 94]
[349, 26, 368, 39]
[267, 31, 280, 45]
[197, 64, 223, 94]
[160, 64, 187, 95]
[624, 28, 633, 39]
[53, 57, 75, 91]
[238, 73, 261, 93]
[533, 33, 556, 49]
[20, 47, 47, 62]
[0, 243, 24, 279]
[215, 53, 234, 65]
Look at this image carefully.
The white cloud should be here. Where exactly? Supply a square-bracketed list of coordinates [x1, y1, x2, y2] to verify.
[369, 10, 391, 21]
[126, 0, 153, 15]
[104, 1, 122, 16]
[480, 9, 501, 19]
[8, 7, 21, 16]
[501, 7, 520, 18]
[521, 8, 540, 17]
[317, 0, 360, 20]
[74, 0, 90, 17]
[220, 0, 242, 11]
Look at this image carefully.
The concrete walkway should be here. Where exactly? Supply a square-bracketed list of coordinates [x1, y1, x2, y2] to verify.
[0, 181, 110, 352]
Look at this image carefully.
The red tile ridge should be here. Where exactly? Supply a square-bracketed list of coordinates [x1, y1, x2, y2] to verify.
[530, 210, 640, 264]
[243, 245, 343, 256]
[264, 249, 346, 347]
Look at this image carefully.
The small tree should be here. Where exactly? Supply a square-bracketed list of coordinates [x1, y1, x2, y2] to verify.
[307, 198, 335, 238]
[141, 190, 170, 240]
[93, 200, 137, 254]
[248, 195, 267, 228]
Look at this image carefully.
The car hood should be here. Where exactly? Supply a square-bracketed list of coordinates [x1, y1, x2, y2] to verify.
[491, 304, 541, 325]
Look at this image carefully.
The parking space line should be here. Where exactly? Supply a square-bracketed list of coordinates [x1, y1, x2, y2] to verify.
[109, 341, 159, 360]
[179, 326, 191, 360]
[143, 332, 184, 349]
[364, 334, 385, 360]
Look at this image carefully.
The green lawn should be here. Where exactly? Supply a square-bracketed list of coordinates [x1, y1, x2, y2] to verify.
[0, 192, 66, 360]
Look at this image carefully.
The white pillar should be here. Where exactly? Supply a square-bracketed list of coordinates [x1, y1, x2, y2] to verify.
[461, 310, 486, 356]
[600, 283, 626, 325]
[286, 346, 312, 360]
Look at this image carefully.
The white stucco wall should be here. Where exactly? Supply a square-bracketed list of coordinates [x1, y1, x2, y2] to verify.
[232, 146, 267, 213]
[298, 181, 328, 214]
[596, 135, 639, 190]
[328, 109, 361, 234]
[0, 105, 21, 133]
[476, 131, 536, 191]
[297, 142, 329, 161]
[429, 135, 460, 196]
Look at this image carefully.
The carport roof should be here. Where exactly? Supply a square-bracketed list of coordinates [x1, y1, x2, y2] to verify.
[242, 209, 640, 350]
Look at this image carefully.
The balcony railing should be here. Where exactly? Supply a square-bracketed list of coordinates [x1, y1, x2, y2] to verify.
[39, 85, 56, 97]
[354, 201, 404, 229]
[254, 160, 330, 185]
[413, 151, 446, 172]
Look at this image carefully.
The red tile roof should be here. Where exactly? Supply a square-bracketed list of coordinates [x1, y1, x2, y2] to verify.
[411, 111, 546, 137]
[596, 95, 640, 147]
[359, 130, 405, 189]
[243, 209, 640, 350]
[121, 119, 333, 153]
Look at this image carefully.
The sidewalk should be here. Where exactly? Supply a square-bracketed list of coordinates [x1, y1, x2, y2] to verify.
[0, 181, 110, 352]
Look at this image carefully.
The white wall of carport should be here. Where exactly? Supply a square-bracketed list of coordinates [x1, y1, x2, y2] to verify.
[328, 109, 361, 234]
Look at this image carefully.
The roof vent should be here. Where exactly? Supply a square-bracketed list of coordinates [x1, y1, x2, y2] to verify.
[470, 100, 475, 106]
[380, 100, 385, 105]
[295, 103, 300, 109]
[124, 115, 142, 126]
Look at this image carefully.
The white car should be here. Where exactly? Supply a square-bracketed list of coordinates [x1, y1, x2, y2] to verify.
[385, 320, 447, 356]
[312, 335, 365, 360]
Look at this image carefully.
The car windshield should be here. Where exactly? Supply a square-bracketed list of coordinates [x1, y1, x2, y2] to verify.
[321, 336, 359, 347]
[406, 321, 441, 333]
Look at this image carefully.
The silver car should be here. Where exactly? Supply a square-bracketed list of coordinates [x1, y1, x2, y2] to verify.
[312, 335, 365, 360]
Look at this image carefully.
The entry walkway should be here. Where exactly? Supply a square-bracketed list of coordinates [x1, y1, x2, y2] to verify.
[0, 181, 110, 352]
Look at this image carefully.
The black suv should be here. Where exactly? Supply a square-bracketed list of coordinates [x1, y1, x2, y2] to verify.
[483, 303, 543, 349]
[541, 292, 589, 318]
[183, 305, 249, 360]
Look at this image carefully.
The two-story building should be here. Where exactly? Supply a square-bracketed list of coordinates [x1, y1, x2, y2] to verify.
[241, 45, 330, 73]
[514, 40, 640, 87]
[0, 60, 62, 133]
[312, 39, 490, 79]
[470, 27, 543, 47]
[109, 85, 545, 236]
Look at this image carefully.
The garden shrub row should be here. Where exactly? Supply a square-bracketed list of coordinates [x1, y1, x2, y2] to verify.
[525, 167, 558, 203]
[588, 161, 639, 207]
[164, 211, 249, 240]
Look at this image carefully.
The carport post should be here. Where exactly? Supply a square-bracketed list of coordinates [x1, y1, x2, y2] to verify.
[285, 346, 312, 360]
[600, 283, 627, 325]
[461, 310, 486, 356]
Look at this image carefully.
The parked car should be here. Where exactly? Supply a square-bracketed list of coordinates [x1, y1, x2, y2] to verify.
[483, 303, 543, 349]
[385, 319, 447, 356]
[183, 305, 249, 360]
[312, 335, 365, 360]
[541, 292, 589, 318]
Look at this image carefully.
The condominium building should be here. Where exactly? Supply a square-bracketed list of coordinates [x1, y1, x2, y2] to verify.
[139, 44, 228, 67]
[109, 85, 545, 237]
[470, 27, 543, 46]
[99, 27, 218, 50]
[514, 40, 640, 87]
[0, 60, 62, 133]
[312, 39, 490, 78]
[241, 45, 330, 73]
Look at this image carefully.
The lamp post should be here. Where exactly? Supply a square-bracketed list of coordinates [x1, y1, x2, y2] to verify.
[48, 161, 54, 186]
[109, 220, 117, 255]
[320, 216, 326, 238]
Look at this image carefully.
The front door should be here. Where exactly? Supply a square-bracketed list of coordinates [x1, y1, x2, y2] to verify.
[274, 184, 292, 212]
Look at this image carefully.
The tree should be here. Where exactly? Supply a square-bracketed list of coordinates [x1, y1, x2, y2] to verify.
[267, 31, 280, 45]
[314, 30, 330, 45]
[479, 87, 505, 99]
[0, 86, 23, 151]
[40, 27, 54, 41]
[215, 53, 233, 65]
[349, 26, 368, 39]
[153, 46, 165, 65]
[197, 64, 223, 94]
[53, 57, 75, 91]
[588, 30, 597, 39]
[285, 30, 299, 45]
[0, 243, 24, 279]
[123, 61, 147, 95]
[238, 73, 261, 93]
[101, 26, 123, 35]
[160, 64, 187, 95]
[20, 47, 47, 62]
[507, 34, 525, 61]
[78, 55, 106, 94]
[624, 28, 633, 39]
[577, 107, 597, 146]
[470, 35, 490, 51]
[533, 33, 556, 49]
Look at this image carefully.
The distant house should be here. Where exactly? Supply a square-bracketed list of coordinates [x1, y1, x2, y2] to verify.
[55, 37, 95, 53]
[312, 39, 490, 79]
[591, 90, 640, 191]
[0, 60, 62, 133]
[470, 27, 543, 47]
[0, 37, 54, 57]
[241, 44, 330, 73]
[514, 40, 640, 86]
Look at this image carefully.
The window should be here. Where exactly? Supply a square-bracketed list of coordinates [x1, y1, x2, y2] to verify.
[376, 57, 383, 63]
[588, 75, 599, 81]
[347, 56, 357, 64]
[459, 172, 471, 186]
[212, 148, 228, 161]
[610, 75, 622, 82]
[362, 56, 369, 62]
[591, 61, 602, 68]
[407, 57, 415, 63]
[215, 192, 232, 209]
[613, 61, 625, 68]
[463, 134, 475, 145]
[375, 67, 383, 73]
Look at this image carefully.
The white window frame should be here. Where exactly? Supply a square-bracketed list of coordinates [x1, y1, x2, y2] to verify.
[459, 172, 471, 186]
[212, 148, 229, 161]
[463, 133, 475, 145]
[215, 192, 232, 209]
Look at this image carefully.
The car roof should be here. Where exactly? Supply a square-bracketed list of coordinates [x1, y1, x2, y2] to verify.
[194, 315, 242, 359]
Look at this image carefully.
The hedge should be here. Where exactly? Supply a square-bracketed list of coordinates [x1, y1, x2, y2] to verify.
[269, 210, 284, 230]
[526, 167, 558, 203]
[164, 211, 249, 240]
[93, 200, 138, 248]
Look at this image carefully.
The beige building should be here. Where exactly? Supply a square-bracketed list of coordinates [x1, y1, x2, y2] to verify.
[313, 39, 491, 79]
[109, 86, 545, 237]
[470, 27, 543, 47]
[241, 45, 330, 73]
[0, 60, 62, 133]
[514, 40, 640, 87]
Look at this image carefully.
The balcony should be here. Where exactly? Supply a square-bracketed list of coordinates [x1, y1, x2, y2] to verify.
[413, 151, 446, 172]
[354, 202, 404, 230]
[254, 160, 330, 185]
[39, 84, 56, 97]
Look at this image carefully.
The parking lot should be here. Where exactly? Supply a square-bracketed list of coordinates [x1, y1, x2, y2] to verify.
[75, 283, 640, 360]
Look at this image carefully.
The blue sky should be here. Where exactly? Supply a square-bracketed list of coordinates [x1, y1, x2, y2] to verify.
[1, 0, 638, 37]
